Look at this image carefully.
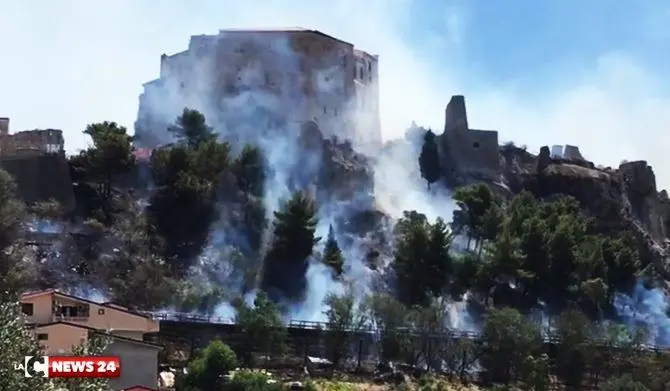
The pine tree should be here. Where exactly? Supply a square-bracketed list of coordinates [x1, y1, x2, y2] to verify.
[418, 130, 441, 189]
[323, 225, 345, 276]
[169, 108, 216, 148]
[262, 192, 320, 301]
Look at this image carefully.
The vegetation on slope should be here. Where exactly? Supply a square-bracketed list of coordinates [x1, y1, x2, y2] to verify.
[1, 109, 669, 389]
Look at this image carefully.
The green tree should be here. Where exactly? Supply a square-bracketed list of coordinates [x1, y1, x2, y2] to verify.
[0, 169, 34, 298]
[0, 300, 50, 391]
[75, 121, 136, 222]
[323, 291, 369, 368]
[96, 206, 176, 310]
[234, 292, 287, 366]
[452, 183, 498, 253]
[418, 130, 441, 189]
[364, 293, 410, 363]
[0, 300, 110, 391]
[262, 191, 320, 301]
[322, 225, 344, 276]
[554, 309, 593, 387]
[232, 144, 265, 198]
[170, 108, 217, 148]
[148, 111, 231, 272]
[392, 211, 454, 306]
[480, 307, 542, 384]
[183, 339, 238, 391]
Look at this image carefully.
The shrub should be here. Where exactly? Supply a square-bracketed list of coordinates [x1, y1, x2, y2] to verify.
[227, 370, 284, 391]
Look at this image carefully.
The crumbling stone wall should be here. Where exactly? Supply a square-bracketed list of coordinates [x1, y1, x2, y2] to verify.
[0, 117, 8, 135]
[0, 129, 65, 155]
[563, 144, 584, 161]
[439, 95, 501, 183]
[0, 154, 75, 213]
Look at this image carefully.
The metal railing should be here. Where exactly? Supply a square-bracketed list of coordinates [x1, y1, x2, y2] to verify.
[138, 310, 665, 351]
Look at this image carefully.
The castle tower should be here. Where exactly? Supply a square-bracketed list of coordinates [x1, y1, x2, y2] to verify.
[444, 95, 468, 132]
[0, 117, 9, 135]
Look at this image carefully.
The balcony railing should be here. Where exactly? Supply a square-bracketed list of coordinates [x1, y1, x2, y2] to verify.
[53, 315, 89, 322]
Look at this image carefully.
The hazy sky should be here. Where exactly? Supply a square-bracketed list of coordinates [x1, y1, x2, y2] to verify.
[1, 0, 669, 186]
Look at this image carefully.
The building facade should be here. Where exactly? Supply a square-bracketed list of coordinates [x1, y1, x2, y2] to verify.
[134, 28, 381, 154]
[21, 290, 162, 390]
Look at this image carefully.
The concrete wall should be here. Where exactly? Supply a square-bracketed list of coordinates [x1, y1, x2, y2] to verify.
[106, 338, 160, 390]
[33, 323, 89, 354]
[0, 153, 75, 212]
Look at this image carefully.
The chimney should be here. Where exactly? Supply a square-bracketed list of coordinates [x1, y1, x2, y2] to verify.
[0, 117, 8, 135]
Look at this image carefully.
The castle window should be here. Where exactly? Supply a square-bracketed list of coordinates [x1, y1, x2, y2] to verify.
[37, 333, 48, 341]
[473, 142, 480, 149]
[323, 106, 327, 114]
[359, 68, 363, 79]
[368, 61, 371, 72]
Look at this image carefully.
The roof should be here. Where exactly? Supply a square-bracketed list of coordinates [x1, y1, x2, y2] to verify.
[216, 28, 354, 47]
[133, 148, 153, 160]
[20, 289, 153, 320]
[33, 321, 163, 349]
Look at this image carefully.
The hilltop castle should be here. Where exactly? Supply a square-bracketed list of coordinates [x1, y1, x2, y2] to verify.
[134, 28, 382, 154]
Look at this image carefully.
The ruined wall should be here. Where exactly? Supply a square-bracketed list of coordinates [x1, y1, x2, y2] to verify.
[0, 117, 8, 135]
[440, 95, 501, 183]
[0, 154, 75, 212]
[0, 129, 65, 155]
[563, 144, 584, 161]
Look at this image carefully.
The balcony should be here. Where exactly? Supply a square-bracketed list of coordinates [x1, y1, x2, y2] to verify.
[53, 314, 89, 323]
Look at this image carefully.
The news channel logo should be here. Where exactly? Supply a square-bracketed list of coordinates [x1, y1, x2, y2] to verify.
[24, 356, 49, 378]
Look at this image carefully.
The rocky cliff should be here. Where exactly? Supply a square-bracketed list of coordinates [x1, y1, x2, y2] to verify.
[500, 143, 670, 282]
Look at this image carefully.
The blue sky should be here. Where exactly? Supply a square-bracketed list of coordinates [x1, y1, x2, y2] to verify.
[1, 0, 669, 186]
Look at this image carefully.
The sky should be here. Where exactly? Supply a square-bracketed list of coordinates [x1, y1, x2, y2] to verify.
[1, 0, 669, 186]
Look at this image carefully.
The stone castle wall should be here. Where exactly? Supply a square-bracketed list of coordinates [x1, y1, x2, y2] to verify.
[440, 95, 501, 183]
[0, 128, 65, 155]
[0, 153, 75, 212]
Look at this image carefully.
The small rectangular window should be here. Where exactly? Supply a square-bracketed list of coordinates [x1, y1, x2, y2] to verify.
[37, 333, 48, 341]
[21, 303, 34, 316]
[323, 107, 327, 114]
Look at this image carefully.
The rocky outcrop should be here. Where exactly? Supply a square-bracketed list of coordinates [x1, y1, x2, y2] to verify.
[500, 144, 670, 279]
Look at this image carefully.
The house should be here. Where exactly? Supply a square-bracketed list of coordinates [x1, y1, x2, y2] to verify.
[20, 289, 162, 390]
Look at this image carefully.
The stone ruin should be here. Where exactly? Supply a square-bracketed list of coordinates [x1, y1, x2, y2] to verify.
[549, 144, 585, 161]
[0, 117, 74, 212]
[439, 95, 501, 184]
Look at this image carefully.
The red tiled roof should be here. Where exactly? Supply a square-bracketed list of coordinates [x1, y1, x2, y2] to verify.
[133, 148, 153, 160]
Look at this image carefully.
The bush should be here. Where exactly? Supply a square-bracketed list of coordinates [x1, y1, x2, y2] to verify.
[184, 339, 238, 390]
[601, 375, 650, 391]
[227, 370, 285, 391]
